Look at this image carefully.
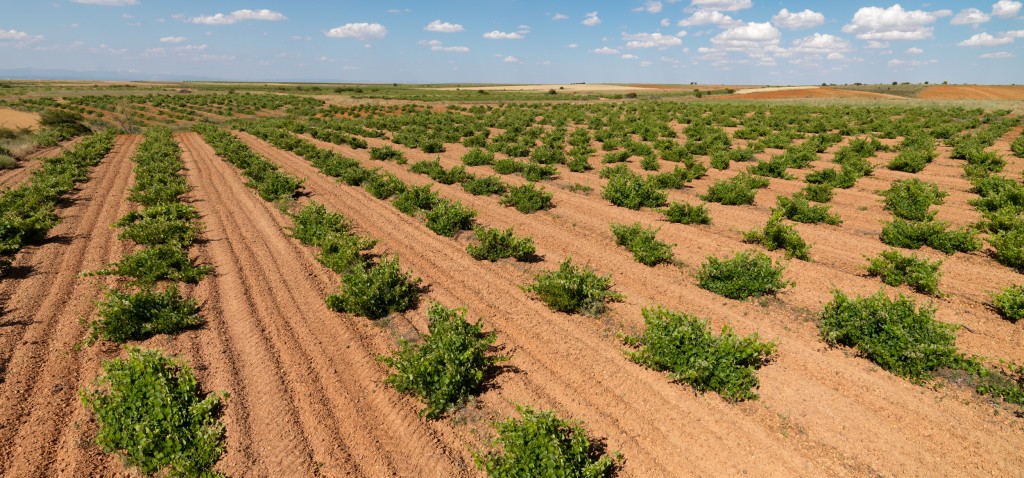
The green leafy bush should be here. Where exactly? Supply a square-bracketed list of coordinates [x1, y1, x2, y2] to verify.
[88, 285, 203, 343]
[118, 216, 199, 248]
[866, 249, 942, 296]
[370, 145, 406, 163]
[393, 185, 441, 215]
[501, 184, 553, 213]
[1012, 136, 1024, 158]
[493, 158, 523, 175]
[818, 290, 962, 380]
[624, 307, 776, 401]
[326, 257, 421, 319]
[990, 227, 1024, 270]
[743, 214, 811, 260]
[801, 183, 834, 203]
[663, 202, 711, 225]
[463, 175, 508, 196]
[700, 173, 769, 206]
[881, 179, 946, 221]
[521, 162, 558, 182]
[880, 219, 980, 254]
[365, 172, 408, 199]
[602, 171, 667, 210]
[462, 147, 495, 166]
[467, 226, 536, 261]
[474, 406, 618, 478]
[610, 222, 674, 266]
[697, 250, 791, 299]
[991, 285, 1024, 322]
[290, 202, 376, 273]
[524, 258, 622, 315]
[774, 194, 841, 225]
[80, 348, 226, 478]
[382, 303, 503, 418]
[425, 199, 477, 237]
[90, 245, 211, 285]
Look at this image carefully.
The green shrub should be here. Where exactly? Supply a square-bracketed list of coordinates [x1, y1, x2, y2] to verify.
[326, 257, 421, 319]
[881, 179, 946, 221]
[467, 226, 536, 261]
[289, 201, 352, 245]
[663, 202, 711, 225]
[524, 258, 622, 315]
[774, 194, 841, 225]
[743, 214, 811, 260]
[818, 290, 962, 380]
[700, 173, 769, 206]
[501, 184, 553, 213]
[462, 147, 495, 166]
[880, 219, 980, 254]
[990, 227, 1024, 270]
[639, 156, 660, 171]
[493, 158, 523, 175]
[991, 285, 1024, 322]
[602, 172, 666, 210]
[697, 250, 791, 299]
[394, 185, 440, 215]
[463, 175, 508, 196]
[365, 172, 408, 199]
[624, 306, 776, 401]
[0, 154, 16, 170]
[602, 150, 630, 163]
[425, 199, 476, 237]
[88, 285, 203, 343]
[421, 140, 445, 154]
[647, 165, 702, 190]
[90, 245, 211, 285]
[118, 216, 199, 247]
[521, 162, 557, 182]
[410, 159, 468, 185]
[805, 168, 857, 189]
[80, 348, 226, 478]
[474, 406, 618, 478]
[801, 183, 834, 203]
[747, 158, 794, 180]
[532, 145, 566, 165]
[566, 157, 592, 172]
[370, 145, 406, 163]
[610, 222, 674, 266]
[866, 249, 943, 296]
[1012, 136, 1024, 158]
[888, 149, 934, 173]
[598, 164, 630, 179]
[382, 303, 503, 419]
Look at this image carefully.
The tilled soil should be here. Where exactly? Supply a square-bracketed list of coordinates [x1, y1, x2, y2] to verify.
[0, 137, 84, 190]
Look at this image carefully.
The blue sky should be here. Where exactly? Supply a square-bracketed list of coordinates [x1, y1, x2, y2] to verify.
[0, 1, 1022, 84]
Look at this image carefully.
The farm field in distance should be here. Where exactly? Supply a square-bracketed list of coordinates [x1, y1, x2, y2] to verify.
[1, 79, 1024, 477]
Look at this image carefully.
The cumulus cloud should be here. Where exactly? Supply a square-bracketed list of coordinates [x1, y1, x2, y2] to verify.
[482, 30, 523, 39]
[567, 43, 578, 48]
[992, 0, 1023, 17]
[582, 11, 601, 26]
[186, 9, 286, 25]
[159, 36, 187, 43]
[690, 0, 752, 12]
[906, 47, 924, 54]
[888, 58, 937, 67]
[842, 5, 944, 40]
[772, 8, 825, 29]
[0, 29, 30, 40]
[959, 31, 1014, 46]
[621, 53, 640, 59]
[70, 0, 138, 5]
[418, 39, 469, 52]
[678, 9, 742, 27]
[325, 23, 388, 40]
[980, 51, 1014, 58]
[552, 13, 568, 20]
[425, 20, 463, 33]
[699, 21, 783, 65]
[951, 8, 991, 25]
[502, 55, 519, 63]
[633, 1, 663, 13]
[592, 46, 620, 54]
[789, 33, 850, 55]
[623, 32, 683, 49]
[866, 40, 890, 49]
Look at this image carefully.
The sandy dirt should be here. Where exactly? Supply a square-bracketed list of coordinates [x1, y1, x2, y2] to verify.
[0, 108, 39, 130]
[434, 84, 658, 92]
[0, 137, 85, 190]
[918, 85, 1024, 100]
[728, 87, 906, 100]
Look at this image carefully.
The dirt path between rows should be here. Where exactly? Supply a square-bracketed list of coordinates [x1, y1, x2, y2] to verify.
[175, 132, 470, 477]
[0, 134, 141, 477]
[0, 137, 85, 190]
[238, 131, 1024, 477]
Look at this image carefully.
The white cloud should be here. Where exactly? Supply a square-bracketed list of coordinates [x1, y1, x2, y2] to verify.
[483, 30, 523, 39]
[888, 58, 938, 67]
[503, 55, 519, 63]
[623, 32, 683, 49]
[906, 47, 924, 54]
[842, 5, 944, 40]
[552, 13, 569, 20]
[992, 0, 1023, 17]
[567, 43, 578, 48]
[980, 51, 1014, 58]
[159, 36, 187, 43]
[592, 46, 620, 54]
[1007, 30, 1024, 37]
[690, 0, 752, 12]
[700, 21, 783, 66]
[866, 40, 890, 49]
[425, 20, 463, 33]
[678, 10, 742, 27]
[0, 29, 29, 40]
[958, 31, 1014, 46]
[640, 60, 654, 66]
[325, 23, 388, 40]
[827, 52, 846, 60]
[633, 1, 663, 13]
[418, 39, 469, 53]
[70, 0, 138, 5]
[951, 8, 991, 25]
[582, 11, 601, 26]
[789, 33, 850, 55]
[186, 9, 286, 25]
[660, 18, 670, 27]
[621, 54, 640, 59]
[772, 8, 825, 30]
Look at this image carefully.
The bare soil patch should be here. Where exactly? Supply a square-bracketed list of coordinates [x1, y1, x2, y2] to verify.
[0, 108, 39, 130]
[918, 85, 1024, 100]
